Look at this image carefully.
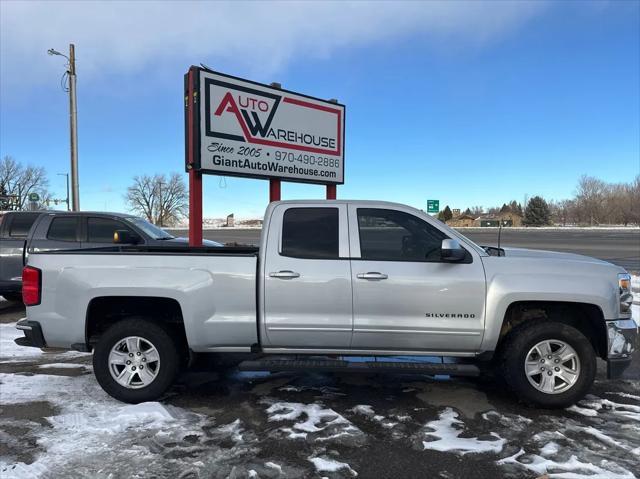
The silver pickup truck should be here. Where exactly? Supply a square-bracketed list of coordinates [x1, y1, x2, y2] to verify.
[15, 200, 637, 407]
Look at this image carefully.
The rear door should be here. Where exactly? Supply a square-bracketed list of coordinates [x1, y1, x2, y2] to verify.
[348, 205, 486, 353]
[29, 215, 82, 251]
[262, 204, 352, 349]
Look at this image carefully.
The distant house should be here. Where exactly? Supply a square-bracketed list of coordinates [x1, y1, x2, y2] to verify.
[475, 211, 522, 227]
[447, 214, 476, 228]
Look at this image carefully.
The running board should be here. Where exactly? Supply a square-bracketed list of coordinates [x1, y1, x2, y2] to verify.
[237, 359, 480, 376]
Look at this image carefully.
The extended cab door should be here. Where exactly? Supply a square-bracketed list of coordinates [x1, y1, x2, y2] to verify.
[262, 204, 352, 349]
[348, 205, 486, 353]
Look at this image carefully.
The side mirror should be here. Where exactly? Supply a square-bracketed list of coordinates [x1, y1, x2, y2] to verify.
[113, 230, 140, 245]
[441, 239, 466, 262]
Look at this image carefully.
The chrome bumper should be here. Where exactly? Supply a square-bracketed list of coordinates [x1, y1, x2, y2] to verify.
[606, 318, 638, 379]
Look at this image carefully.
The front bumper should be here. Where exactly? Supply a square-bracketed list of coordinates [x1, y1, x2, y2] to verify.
[606, 318, 638, 379]
[14, 319, 46, 348]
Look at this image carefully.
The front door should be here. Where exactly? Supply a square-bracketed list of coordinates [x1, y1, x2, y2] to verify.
[262, 204, 352, 349]
[349, 206, 486, 353]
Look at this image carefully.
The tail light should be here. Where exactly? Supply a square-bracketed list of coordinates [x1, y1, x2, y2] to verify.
[22, 266, 41, 306]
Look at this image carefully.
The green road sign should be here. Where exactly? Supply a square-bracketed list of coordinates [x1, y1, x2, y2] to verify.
[427, 199, 439, 213]
[28, 192, 40, 202]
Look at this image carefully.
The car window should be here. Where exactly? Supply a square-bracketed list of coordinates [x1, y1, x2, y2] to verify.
[123, 217, 173, 240]
[47, 216, 79, 242]
[9, 213, 40, 238]
[357, 208, 446, 262]
[87, 217, 131, 243]
[281, 207, 339, 259]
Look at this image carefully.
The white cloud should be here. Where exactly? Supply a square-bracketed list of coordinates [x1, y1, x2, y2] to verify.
[1, 0, 548, 91]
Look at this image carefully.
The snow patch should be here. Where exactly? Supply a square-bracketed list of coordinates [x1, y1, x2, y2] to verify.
[308, 456, 358, 476]
[421, 408, 505, 455]
[498, 448, 636, 479]
[540, 441, 560, 456]
[351, 404, 375, 416]
[566, 405, 599, 417]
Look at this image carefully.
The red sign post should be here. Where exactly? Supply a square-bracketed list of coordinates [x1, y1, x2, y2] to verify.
[185, 66, 345, 246]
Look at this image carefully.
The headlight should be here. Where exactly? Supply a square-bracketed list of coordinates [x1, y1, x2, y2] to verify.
[618, 273, 633, 314]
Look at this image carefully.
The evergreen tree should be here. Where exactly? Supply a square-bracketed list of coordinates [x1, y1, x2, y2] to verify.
[509, 200, 523, 216]
[523, 196, 552, 226]
[442, 205, 453, 221]
[463, 208, 472, 216]
[499, 203, 510, 213]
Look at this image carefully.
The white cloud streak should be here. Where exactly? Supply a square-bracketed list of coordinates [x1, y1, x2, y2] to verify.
[1, 0, 548, 91]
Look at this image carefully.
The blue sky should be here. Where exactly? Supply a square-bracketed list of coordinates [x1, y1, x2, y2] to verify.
[1, 1, 639, 218]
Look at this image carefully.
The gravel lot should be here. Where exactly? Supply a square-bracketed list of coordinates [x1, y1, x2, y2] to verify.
[1, 298, 638, 479]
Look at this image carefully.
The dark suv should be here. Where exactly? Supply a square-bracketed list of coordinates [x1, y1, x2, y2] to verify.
[0, 211, 221, 301]
[0, 211, 43, 301]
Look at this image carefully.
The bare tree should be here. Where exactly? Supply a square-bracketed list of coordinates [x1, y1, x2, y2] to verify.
[468, 206, 484, 217]
[0, 156, 50, 210]
[125, 173, 187, 226]
[574, 175, 607, 225]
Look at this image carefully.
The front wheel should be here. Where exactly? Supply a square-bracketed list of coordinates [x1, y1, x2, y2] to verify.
[93, 318, 180, 403]
[500, 321, 597, 408]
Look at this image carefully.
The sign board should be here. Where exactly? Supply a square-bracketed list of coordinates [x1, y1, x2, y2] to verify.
[28, 192, 40, 202]
[427, 200, 439, 213]
[188, 68, 345, 184]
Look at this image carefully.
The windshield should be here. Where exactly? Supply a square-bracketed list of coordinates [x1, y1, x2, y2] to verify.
[124, 217, 174, 240]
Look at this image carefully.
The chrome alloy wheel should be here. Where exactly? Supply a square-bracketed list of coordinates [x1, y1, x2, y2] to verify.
[108, 336, 161, 389]
[524, 339, 580, 395]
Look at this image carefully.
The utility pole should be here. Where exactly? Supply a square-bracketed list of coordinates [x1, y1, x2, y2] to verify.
[68, 44, 79, 211]
[48, 44, 80, 211]
[57, 173, 70, 211]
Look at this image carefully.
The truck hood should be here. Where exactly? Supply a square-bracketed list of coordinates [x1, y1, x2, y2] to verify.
[501, 247, 612, 266]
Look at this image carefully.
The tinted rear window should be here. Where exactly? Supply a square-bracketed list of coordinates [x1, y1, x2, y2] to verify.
[47, 217, 79, 242]
[8, 213, 40, 238]
[281, 208, 339, 259]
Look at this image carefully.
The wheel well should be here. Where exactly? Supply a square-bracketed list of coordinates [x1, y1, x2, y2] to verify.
[85, 296, 187, 352]
[497, 301, 607, 360]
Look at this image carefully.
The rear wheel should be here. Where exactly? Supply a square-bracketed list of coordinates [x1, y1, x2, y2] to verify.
[93, 318, 180, 403]
[500, 321, 596, 408]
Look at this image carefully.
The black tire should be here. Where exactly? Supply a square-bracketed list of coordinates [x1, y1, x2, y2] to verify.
[93, 318, 180, 403]
[2, 292, 22, 302]
[499, 321, 596, 408]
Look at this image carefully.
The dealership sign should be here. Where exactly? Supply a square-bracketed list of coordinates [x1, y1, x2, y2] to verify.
[188, 68, 345, 184]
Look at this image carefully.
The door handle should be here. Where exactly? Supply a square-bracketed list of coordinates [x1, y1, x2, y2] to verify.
[357, 272, 388, 280]
[269, 270, 301, 279]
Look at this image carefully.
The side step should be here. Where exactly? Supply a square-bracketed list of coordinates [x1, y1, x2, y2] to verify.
[237, 359, 480, 376]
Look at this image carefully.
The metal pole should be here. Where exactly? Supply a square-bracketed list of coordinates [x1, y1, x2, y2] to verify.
[68, 44, 80, 211]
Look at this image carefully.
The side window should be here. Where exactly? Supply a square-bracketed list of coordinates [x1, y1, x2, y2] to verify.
[357, 208, 447, 262]
[281, 208, 339, 259]
[87, 218, 130, 243]
[8, 214, 40, 238]
[47, 217, 79, 242]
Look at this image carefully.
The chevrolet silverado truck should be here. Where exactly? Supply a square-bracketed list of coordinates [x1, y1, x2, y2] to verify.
[15, 200, 637, 407]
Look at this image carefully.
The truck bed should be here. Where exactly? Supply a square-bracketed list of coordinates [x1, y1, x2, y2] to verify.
[26, 248, 260, 351]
